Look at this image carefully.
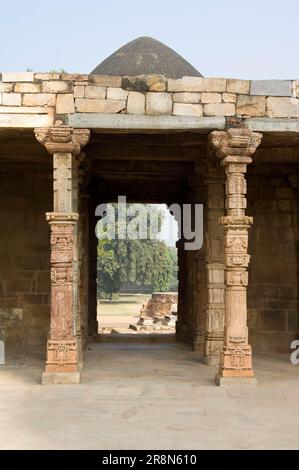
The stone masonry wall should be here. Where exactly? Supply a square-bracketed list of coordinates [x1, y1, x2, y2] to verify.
[0, 162, 52, 347]
[247, 163, 299, 353]
[0, 73, 299, 127]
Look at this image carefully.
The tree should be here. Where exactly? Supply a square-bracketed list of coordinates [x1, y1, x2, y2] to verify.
[97, 204, 177, 298]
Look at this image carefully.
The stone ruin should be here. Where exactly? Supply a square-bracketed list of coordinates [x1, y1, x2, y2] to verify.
[130, 292, 178, 332]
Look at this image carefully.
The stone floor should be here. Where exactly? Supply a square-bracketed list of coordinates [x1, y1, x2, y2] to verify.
[0, 341, 299, 450]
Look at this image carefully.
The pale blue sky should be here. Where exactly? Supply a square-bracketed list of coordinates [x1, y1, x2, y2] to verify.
[1, 0, 298, 79]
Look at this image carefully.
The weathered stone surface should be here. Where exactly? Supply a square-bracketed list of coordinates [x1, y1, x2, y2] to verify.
[2, 72, 34, 82]
[222, 93, 237, 103]
[75, 98, 126, 113]
[267, 97, 299, 118]
[42, 371, 80, 385]
[295, 81, 299, 98]
[14, 83, 41, 93]
[107, 87, 128, 100]
[202, 78, 226, 92]
[146, 92, 172, 115]
[236, 96, 266, 117]
[42, 81, 72, 93]
[127, 91, 145, 114]
[69, 113, 225, 130]
[85, 86, 106, 99]
[227, 79, 250, 94]
[173, 92, 201, 103]
[56, 94, 75, 114]
[201, 92, 221, 103]
[34, 73, 60, 80]
[173, 103, 203, 116]
[23, 94, 56, 107]
[2, 93, 21, 106]
[0, 106, 51, 114]
[204, 103, 235, 116]
[0, 83, 13, 93]
[0, 113, 53, 127]
[74, 86, 85, 98]
[146, 75, 167, 92]
[168, 77, 203, 92]
[61, 74, 88, 82]
[251, 80, 292, 97]
[89, 75, 121, 87]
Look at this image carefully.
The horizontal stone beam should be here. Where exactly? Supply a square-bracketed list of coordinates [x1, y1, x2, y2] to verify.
[245, 118, 299, 133]
[68, 113, 226, 131]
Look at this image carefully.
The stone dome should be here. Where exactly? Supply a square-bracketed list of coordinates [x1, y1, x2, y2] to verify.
[91, 36, 202, 79]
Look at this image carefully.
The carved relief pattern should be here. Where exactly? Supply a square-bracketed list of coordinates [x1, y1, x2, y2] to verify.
[45, 339, 78, 373]
[209, 128, 262, 379]
[35, 125, 90, 156]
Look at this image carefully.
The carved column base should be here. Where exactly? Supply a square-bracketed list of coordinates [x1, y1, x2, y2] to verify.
[43, 338, 80, 383]
[203, 332, 223, 365]
[216, 344, 256, 385]
[192, 329, 204, 354]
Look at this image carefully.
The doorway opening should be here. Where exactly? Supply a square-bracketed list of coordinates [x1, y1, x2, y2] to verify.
[96, 203, 179, 337]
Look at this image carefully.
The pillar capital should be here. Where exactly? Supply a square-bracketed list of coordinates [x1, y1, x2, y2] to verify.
[209, 128, 262, 165]
[34, 123, 90, 155]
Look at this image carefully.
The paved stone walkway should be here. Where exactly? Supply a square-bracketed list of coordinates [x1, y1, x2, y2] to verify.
[0, 342, 298, 449]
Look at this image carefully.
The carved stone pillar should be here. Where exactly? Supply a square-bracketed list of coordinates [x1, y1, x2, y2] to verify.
[203, 168, 226, 365]
[210, 128, 262, 385]
[35, 125, 90, 384]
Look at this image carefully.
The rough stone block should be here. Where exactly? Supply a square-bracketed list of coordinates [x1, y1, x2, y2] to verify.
[167, 77, 203, 92]
[267, 97, 299, 118]
[146, 92, 172, 115]
[0, 113, 53, 127]
[227, 79, 250, 94]
[236, 95, 266, 117]
[42, 81, 73, 93]
[23, 93, 56, 107]
[251, 80, 292, 97]
[107, 87, 128, 100]
[201, 92, 221, 103]
[295, 81, 299, 98]
[0, 106, 51, 114]
[14, 83, 41, 93]
[42, 371, 80, 385]
[215, 375, 257, 386]
[61, 74, 88, 82]
[204, 103, 235, 116]
[74, 86, 85, 98]
[89, 75, 122, 87]
[173, 92, 201, 103]
[56, 94, 75, 114]
[173, 103, 203, 116]
[75, 98, 126, 113]
[146, 75, 167, 92]
[2, 93, 21, 106]
[127, 91, 145, 114]
[85, 86, 106, 99]
[222, 92, 237, 103]
[2, 72, 34, 82]
[0, 83, 13, 93]
[34, 73, 60, 80]
[202, 78, 226, 92]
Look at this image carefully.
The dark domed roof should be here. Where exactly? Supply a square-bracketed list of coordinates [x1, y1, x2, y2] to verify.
[91, 37, 202, 79]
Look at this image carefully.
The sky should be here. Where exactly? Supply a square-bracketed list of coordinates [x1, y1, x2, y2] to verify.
[1, 0, 299, 79]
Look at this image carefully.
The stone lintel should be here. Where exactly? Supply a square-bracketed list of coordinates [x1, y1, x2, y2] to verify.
[246, 118, 299, 133]
[42, 372, 80, 385]
[68, 113, 226, 131]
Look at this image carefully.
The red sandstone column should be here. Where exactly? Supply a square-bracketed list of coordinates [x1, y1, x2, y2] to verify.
[35, 124, 90, 384]
[210, 128, 262, 385]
